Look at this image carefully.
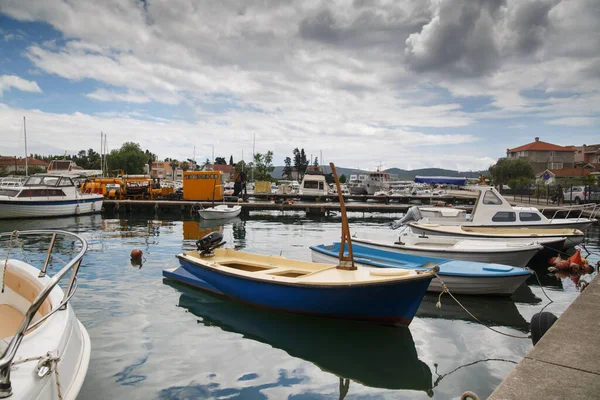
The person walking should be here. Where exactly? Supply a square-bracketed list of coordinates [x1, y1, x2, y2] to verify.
[555, 185, 563, 206]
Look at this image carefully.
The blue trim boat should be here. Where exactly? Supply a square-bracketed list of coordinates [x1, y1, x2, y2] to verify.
[164, 246, 438, 326]
[310, 243, 532, 296]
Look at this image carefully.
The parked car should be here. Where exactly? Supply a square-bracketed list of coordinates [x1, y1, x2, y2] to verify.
[563, 185, 600, 204]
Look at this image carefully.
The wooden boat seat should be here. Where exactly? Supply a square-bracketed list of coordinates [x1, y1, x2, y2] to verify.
[0, 304, 24, 339]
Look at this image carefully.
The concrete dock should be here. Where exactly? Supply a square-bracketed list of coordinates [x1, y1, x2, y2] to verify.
[489, 273, 600, 399]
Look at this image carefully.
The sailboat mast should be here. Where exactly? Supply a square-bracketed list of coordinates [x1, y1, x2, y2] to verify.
[23, 116, 28, 177]
[100, 132, 104, 177]
[251, 132, 255, 182]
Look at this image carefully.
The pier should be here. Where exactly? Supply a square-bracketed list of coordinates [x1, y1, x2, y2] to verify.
[103, 198, 474, 216]
[489, 274, 600, 399]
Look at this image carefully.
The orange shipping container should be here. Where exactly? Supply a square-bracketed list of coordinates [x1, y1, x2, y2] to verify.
[183, 171, 224, 201]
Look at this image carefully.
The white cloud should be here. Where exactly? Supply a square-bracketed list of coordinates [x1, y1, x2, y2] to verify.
[0, 0, 598, 169]
[546, 117, 597, 126]
[0, 75, 42, 96]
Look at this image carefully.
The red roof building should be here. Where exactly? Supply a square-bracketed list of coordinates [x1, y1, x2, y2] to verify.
[0, 156, 47, 174]
[506, 137, 575, 173]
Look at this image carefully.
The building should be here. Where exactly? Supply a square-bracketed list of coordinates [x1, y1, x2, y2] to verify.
[506, 137, 574, 173]
[573, 144, 600, 165]
[0, 156, 48, 174]
[203, 163, 236, 181]
[536, 166, 597, 186]
[151, 161, 174, 179]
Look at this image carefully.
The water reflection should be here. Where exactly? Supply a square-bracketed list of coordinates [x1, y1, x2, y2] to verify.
[417, 293, 530, 333]
[163, 280, 434, 396]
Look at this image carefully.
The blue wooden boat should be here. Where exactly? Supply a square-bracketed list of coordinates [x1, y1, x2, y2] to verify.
[165, 245, 437, 326]
[310, 243, 532, 296]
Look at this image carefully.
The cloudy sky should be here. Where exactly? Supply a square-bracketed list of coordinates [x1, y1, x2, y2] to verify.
[0, 0, 598, 171]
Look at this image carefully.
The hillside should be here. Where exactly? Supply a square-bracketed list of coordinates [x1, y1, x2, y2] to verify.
[270, 166, 484, 180]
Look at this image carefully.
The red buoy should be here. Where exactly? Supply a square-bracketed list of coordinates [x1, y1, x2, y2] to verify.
[131, 249, 143, 260]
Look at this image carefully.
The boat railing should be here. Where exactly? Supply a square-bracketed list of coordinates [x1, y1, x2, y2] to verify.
[541, 203, 600, 222]
[0, 230, 88, 397]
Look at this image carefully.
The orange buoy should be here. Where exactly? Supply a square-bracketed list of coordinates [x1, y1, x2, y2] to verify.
[556, 259, 570, 270]
[131, 249, 143, 260]
[568, 249, 583, 266]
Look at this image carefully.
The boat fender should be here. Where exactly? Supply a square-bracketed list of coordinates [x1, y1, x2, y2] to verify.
[549, 254, 562, 265]
[196, 231, 226, 255]
[131, 249, 143, 260]
[531, 312, 558, 345]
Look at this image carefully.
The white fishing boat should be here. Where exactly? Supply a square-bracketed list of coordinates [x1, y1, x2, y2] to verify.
[0, 230, 91, 400]
[348, 174, 367, 195]
[0, 174, 103, 219]
[353, 231, 546, 267]
[363, 171, 391, 195]
[395, 185, 597, 230]
[406, 223, 584, 250]
[198, 204, 242, 220]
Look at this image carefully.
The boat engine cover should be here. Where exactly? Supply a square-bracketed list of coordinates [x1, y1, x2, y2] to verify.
[196, 232, 226, 254]
[391, 206, 422, 229]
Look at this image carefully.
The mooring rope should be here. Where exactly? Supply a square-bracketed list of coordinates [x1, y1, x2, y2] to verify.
[435, 275, 531, 339]
[11, 353, 63, 400]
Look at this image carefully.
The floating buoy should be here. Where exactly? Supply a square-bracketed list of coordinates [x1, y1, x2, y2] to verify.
[531, 312, 558, 345]
[131, 249, 143, 260]
[549, 254, 562, 265]
[555, 259, 570, 270]
[568, 249, 583, 266]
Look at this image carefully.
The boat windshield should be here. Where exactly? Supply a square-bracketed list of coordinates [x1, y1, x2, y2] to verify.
[24, 175, 60, 186]
[0, 188, 19, 197]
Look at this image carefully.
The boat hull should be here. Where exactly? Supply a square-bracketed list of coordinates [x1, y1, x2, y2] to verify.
[0, 197, 103, 219]
[168, 258, 433, 325]
[309, 246, 532, 296]
[198, 205, 242, 220]
[408, 224, 582, 250]
[353, 238, 540, 268]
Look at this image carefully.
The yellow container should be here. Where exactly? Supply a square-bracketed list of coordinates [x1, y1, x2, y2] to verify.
[254, 181, 272, 194]
[183, 171, 224, 201]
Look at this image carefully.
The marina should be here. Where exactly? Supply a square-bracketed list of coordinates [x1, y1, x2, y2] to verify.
[0, 212, 597, 399]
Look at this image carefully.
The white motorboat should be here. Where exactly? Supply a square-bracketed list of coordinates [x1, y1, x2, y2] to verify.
[363, 171, 391, 195]
[395, 185, 597, 230]
[407, 222, 584, 250]
[353, 231, 546, 267]
[0, 174, 103, 219]
[0, 230, 91, 400]
[299, 174, 328, 196]
[348, 174, 367, 195]
[198, 204, 242, 220]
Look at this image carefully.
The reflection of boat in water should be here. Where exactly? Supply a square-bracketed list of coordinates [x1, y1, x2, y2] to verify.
[182, 218, 241, 240]
[163, 280, 433, 394]
[417, 292, 529, 332]
[0, 214, 102, 233]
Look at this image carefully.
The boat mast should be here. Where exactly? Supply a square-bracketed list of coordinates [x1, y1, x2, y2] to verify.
[251, 132, 255, 182]
[23, 116, 28, 177]
[330, 162, 356, 270]
[100, 132, 104, 177]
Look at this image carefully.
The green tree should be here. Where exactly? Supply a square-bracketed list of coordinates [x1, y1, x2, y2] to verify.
[253, 151, 275, 181]
[293, 148, 309, 183]
[202, 158, 211, 170]
[215, 157, 227, 165]
[488, 158, 535, 191]
[339, 174, 347, 183]
[169, 160, 180, 179]
[313, 157, 319, 168]
[107, 142, 148, 174]
[181, 162, 190, 172]
[229, 155, 234, 166]
[283, 156, 293, 179]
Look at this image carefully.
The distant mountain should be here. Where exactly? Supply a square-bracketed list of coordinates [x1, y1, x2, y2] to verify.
[270, 166, 485, 180]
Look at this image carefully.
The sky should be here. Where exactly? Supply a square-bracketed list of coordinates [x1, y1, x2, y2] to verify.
[0, 0, 599, 171]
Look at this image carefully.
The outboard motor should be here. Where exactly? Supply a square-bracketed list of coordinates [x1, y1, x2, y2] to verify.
[196, 231, 226, 256]
[391, 206, 423, 229]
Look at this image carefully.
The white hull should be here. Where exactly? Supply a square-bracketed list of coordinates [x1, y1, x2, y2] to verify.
[198, 205, 242, 220]
[0, 198, 103, 219]
[408, 224, 582, 250]
[310, 251, 529, 295]
[2, 259, 91, 400]
[353, 238, 540, 268]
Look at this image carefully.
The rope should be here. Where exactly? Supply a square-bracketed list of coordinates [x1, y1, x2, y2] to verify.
[433, 357, 518, 388]
[11, 352, 63, 400]
[435, 274, 530, 339]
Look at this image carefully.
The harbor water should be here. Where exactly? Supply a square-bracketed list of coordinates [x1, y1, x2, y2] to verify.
[0, 213, 598, 399]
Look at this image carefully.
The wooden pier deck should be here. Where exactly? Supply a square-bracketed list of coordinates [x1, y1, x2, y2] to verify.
[103, 199, 473, 216]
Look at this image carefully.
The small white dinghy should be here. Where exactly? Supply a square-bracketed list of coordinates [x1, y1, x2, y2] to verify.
[0, 230, 91, 400]
[198, 204, 242, 220]
[353, 231, 545, 267]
